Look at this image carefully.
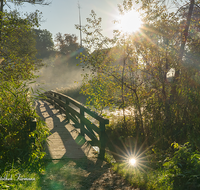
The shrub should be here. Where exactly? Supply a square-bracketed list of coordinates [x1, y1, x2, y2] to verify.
[0, 78, 50, 168]
[163, 142, 200, 190]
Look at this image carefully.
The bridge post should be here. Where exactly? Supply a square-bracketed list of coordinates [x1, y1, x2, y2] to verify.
[99, 121, 106, 159]
[80, 108, 84, 137]
[65, 99, 70, 122]
[51, 92, 55, 106]
[53, 93, 58, 109]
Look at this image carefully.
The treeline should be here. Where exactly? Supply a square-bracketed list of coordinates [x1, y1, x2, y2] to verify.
[77, 1, 200, 189]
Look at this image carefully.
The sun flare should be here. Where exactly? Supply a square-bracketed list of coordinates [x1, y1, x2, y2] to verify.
[118, 9, 142, 34]
[129, 158, 137, 166]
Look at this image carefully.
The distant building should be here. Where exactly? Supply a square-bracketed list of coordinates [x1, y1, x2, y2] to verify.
[166, 68, 175, 82]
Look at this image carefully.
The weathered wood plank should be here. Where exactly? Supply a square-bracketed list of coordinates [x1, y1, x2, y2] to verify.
[68, 115, 99, 144]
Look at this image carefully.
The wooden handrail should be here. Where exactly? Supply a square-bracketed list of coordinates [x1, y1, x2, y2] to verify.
[42, 90, 109, 159]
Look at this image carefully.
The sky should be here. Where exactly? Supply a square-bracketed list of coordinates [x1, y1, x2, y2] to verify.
[6, 0, 128, 44]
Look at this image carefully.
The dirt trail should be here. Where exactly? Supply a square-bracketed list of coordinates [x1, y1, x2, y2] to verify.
[40, 157, 139, 190]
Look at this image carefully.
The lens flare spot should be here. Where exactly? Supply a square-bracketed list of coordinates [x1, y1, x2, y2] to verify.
[129, 158, 136, 166]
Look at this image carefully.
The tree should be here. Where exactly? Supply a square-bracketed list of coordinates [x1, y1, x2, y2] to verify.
[55, 32, 79, 55]
[0, 10, 42, 81]
[34, 29, 54, 59]
[136, 0, 200, 99]
[179, 5, 200, 70]
[0, 0, 50, 11]
[0, 0, 50, 41]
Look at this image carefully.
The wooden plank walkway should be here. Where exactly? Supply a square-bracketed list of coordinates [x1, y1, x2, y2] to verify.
[35, 100, 97, 160]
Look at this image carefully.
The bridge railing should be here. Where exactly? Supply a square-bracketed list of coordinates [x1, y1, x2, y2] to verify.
[42, 90, 109, 159]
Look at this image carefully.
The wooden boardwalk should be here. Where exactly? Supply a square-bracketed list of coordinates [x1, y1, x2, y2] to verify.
[35, 100, 96, 160]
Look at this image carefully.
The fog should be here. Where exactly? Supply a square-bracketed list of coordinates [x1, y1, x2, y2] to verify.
[28, 54, 90, 95]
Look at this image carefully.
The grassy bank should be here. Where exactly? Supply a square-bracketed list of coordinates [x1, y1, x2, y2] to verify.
[105, 144, 200, 190]
[104, 116, 200, 190]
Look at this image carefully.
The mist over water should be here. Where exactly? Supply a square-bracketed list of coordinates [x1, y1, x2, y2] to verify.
[29, 54, 90, 95]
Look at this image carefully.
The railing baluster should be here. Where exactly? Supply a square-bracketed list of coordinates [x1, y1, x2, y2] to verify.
[65, 99, 70, 122]
[80, 108, 84, 137]
[99, 121, 106, 159]
[51, 92, 54, 106]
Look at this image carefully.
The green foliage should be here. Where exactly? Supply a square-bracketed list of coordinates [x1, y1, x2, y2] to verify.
[108, 159, 161, 190]
[0, 10, 42, 81]
[81, 73, 118, 112]
[104, 142, 200, 190]
[163, 142, 200, 190]
[0, 78, 50, 189]
[0, 162, 40, 190]
[55, 33, 79, 55]
[0, 78, 50, 166]
[0, 2, 50, 190]
[77, 2, 200, 189]
[106, 115, 141, 143]
[34, 29, 54, 59]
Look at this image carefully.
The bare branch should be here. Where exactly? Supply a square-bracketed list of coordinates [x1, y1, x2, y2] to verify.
[194, 3, 200, 9]
[171, 2, 189, 19]
[7, 0, 51, 5]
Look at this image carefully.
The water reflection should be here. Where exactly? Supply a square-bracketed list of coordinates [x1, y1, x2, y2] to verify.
[102, 106, 135, 117]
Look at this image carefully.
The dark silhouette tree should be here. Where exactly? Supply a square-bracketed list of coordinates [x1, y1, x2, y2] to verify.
[34, 29, 54, 59]
[55, 32, 79, 55]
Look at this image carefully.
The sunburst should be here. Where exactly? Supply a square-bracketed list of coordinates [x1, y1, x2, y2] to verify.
[117, 9, 143, 34]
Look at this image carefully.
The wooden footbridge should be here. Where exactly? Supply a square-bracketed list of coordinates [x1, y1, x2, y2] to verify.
[36, 90, 110, 160]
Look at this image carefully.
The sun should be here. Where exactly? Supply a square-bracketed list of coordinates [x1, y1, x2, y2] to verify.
[118, 9, 142, 34]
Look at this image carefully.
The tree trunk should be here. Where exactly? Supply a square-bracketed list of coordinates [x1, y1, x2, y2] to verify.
[171, 0, 195, 100]
[179, 0, 195, 60]
[0, 0, 3, 43]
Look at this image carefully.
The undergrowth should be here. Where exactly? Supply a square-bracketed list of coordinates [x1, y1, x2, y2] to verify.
[0, 78, 50, 189]
[105, 135, 200, 190]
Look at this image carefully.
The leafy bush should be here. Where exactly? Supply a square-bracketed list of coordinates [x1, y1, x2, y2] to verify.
[163, 142, 200, 190]
[0, 78, 50, 168]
